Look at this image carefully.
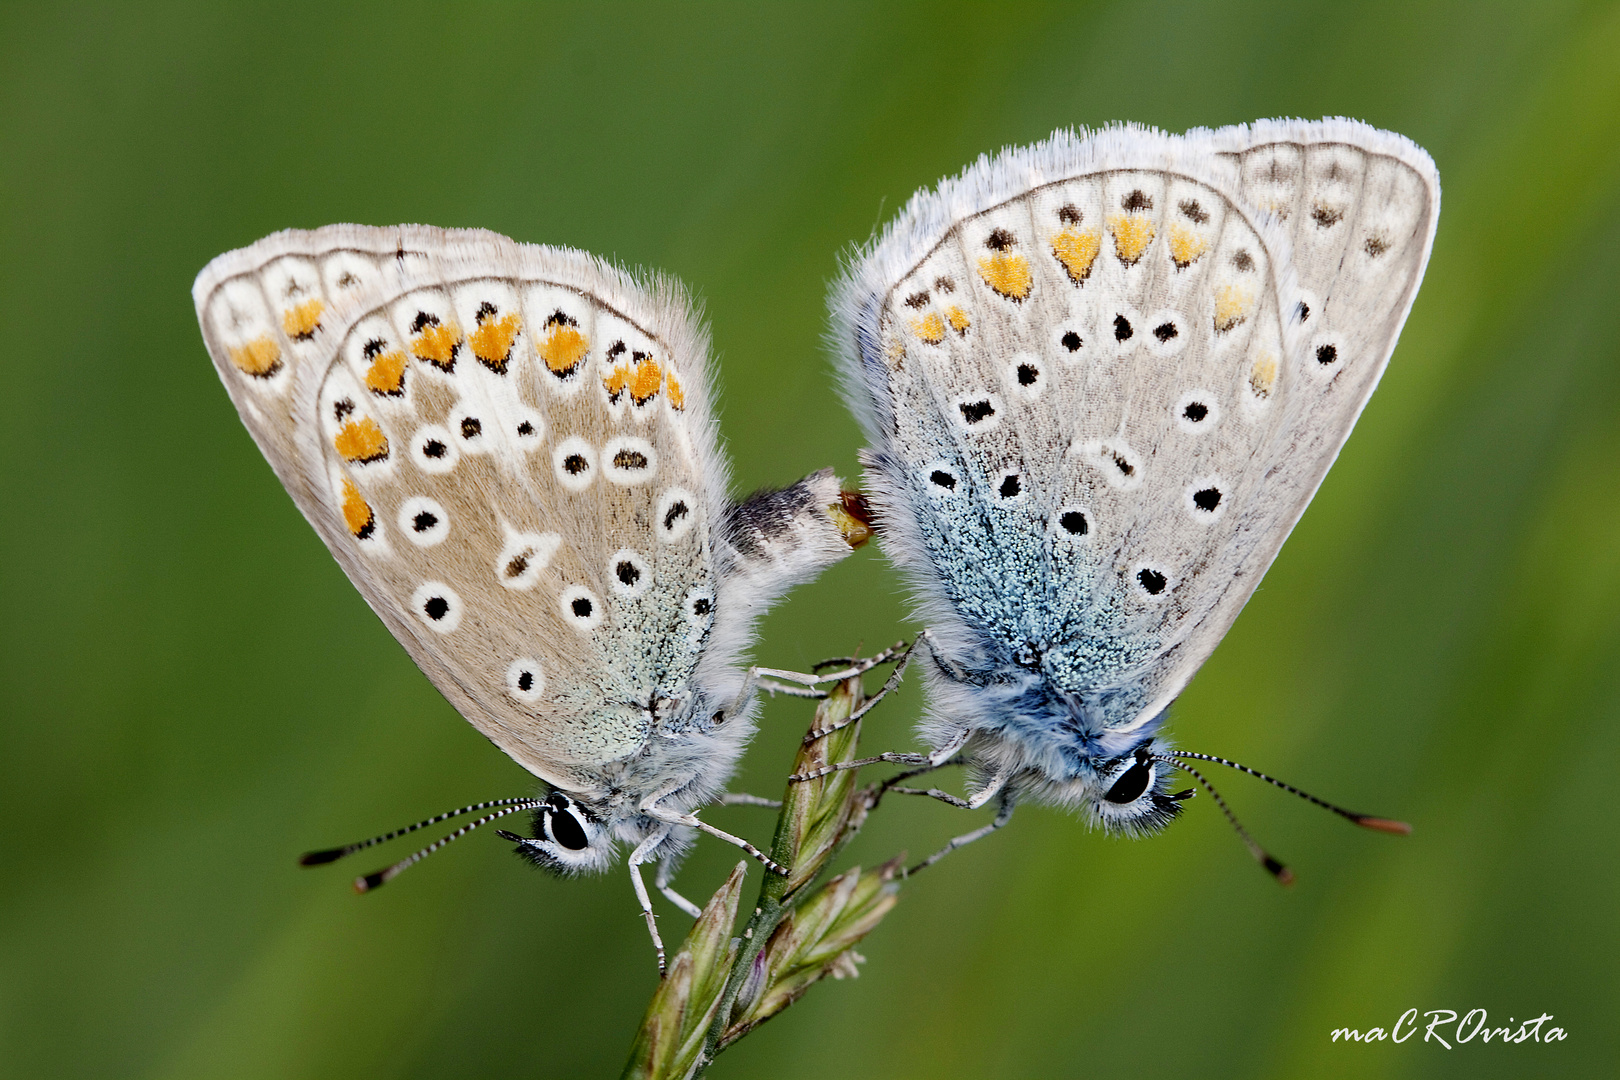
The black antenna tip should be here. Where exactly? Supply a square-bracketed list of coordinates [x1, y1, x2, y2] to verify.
[354, 871, 386, 894]
[1262, 855, 1295, 886]
[1354, 816, 1413, 835]
[298, 847, 348, 867]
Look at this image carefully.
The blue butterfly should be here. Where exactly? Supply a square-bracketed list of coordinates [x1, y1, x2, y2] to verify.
[809, 119, 1436, 871]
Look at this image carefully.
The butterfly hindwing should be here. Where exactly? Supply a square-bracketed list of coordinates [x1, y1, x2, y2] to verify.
[196, 226, 727, 789]
[1131, 122, 1440, 725]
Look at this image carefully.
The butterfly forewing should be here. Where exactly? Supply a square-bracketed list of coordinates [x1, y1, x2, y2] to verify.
[196, 226, 725, 788]
[844, 120, 1437, 736]
[868, 162, 1294, 728]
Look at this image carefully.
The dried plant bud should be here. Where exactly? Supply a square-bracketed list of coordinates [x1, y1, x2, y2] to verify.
[777, 676, 868, 896]
[625, 664, 908, 1077]
[720, 857, 902, 1047]
[622, 862, 746, 1080]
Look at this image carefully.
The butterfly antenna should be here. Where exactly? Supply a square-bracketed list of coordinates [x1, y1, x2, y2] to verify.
[1154, 755, 1294, 885]
[1170, 751, 1412, 835]
[298, 797, 540, 867]
[351, 801, 545, 893]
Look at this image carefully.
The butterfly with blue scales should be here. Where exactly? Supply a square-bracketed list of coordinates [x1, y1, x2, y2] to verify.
[788, 118, 1434, 873]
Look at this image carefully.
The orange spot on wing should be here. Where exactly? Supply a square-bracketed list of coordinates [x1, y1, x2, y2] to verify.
[909, 311, 946, 344]
[227, 336, 282, 377]
[282, 298, 324, 341]
[1248, 350, 1278, 398]
[364, 349, 407, 395]
[603, 362, 630, 400]
[1167, 223, 1208, 269]
[469, 309, 520, 373]
[1050, 228, 1101, 284]
[539, 323, 588, 376]
[334, 417, 389, 463]
[339, 478, 375, 538]
[976, 253, 1032, 301]
[884, 336, 906, 369]
[1107, 214, 1155, 265]
[411, 321, 462, 370]
[1214, 282, 1255, 333]
[665, 372, 685, 410]
[629, 356, 663, 405]
[945, 305, 971, 334]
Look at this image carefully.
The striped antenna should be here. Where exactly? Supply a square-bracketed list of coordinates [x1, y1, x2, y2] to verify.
[352, 800, 546, 893]
[1155, 754, 1294, 885]
[298, 797, 540, 867]
[1169, 751, 1412, 835]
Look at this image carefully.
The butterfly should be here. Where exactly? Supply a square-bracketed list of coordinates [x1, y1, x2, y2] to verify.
[193, 225, 869, 965]
[815, 118, 1436, 869]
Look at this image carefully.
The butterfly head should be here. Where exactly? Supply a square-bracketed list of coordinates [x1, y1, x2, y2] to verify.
[1085, 742, 1191, 836]
[498, 791, 615, 876]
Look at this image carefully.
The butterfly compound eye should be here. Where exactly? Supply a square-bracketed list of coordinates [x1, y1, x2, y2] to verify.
[1104, 758, 1154, 804]
[548, 806, 589, 850]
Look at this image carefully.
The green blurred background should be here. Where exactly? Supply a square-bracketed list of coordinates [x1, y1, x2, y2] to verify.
[3, 2, 1617, 1077]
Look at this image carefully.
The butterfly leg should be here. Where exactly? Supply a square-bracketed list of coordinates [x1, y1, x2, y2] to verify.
[882, 784, 972, 809]
[903, 795, 1017, 878]
[864, 754, 967, 810]
[751, 639, 910, 698]
[627, 828, 673, 974]
[729, 666, 824, 715]
[789, 750, 930, 782]
[802, 641, 909, 680]
[872, 760, 1004, 812]
[802, 635, 931, 744]
[643, 803, 788, 876]
[715, 791, 782, 808]
[966, 769, 1009, 810]
[790, 727, 971, 783]
[879, 754, 967, 785]
[859, 753, 1002, 826]
[653, 858, 703, 919]
[751, 677, 829, 700]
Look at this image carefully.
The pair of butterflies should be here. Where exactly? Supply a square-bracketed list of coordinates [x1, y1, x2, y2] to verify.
[194, 118, 1438, 953]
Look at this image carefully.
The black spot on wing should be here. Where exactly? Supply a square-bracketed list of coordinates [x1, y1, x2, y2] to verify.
[959, 399, 995, 425]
